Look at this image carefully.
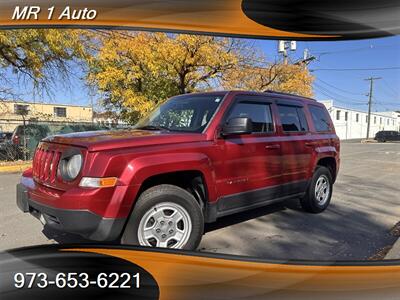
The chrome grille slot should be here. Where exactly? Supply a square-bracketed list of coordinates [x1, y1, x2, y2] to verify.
[32, 145, 62, 185]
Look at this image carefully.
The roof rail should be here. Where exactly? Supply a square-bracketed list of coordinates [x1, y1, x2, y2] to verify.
[263, 90, 316, 101]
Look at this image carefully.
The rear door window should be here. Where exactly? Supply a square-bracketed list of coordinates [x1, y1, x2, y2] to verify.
[277, 105, 308, 132]
[309, 105, 332, 132]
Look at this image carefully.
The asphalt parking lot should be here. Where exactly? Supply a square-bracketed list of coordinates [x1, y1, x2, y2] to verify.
[1, 141, 399, 260]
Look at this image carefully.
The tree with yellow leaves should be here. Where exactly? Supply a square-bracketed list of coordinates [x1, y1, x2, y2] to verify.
[0, 29, 314, 125]
[88, 31, 315, 123]
[0, 29, 90, 100]
[88, 31, 247, 123]
[222, 61, 314, 97]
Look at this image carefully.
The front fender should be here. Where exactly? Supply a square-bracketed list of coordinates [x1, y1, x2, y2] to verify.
[119, 152, 217, 202]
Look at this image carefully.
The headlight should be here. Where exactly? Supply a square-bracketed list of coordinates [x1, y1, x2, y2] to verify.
[60, 153, 82, 181]
[66, 154, 82, 179]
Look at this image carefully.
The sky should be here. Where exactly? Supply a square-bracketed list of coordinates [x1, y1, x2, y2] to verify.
[257, 35, 400, 112]
[14, 34, 400, 114]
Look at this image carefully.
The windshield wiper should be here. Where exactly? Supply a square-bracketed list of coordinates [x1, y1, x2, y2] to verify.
[136, 125, 170, 131]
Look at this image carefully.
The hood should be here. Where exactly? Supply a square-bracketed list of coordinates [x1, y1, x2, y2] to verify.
[43, 129, 207, 151]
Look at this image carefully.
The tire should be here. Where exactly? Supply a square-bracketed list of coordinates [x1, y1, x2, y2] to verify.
[300, 166, 333, 213]
[121, 184, 204, 250]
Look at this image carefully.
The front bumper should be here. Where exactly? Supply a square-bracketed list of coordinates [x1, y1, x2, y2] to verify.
[16, 183, 126, 241]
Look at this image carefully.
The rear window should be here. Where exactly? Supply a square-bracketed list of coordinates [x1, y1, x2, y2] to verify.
[278, 105, 308, 132]
[309, 105, 331, 132]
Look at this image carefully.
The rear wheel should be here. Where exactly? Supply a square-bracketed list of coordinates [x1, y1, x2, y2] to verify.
[300, 166, 333, 213]
[121, 184, 204, 250]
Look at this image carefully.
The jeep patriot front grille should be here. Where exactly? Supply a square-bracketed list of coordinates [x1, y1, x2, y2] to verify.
[32, 146, 61, 184]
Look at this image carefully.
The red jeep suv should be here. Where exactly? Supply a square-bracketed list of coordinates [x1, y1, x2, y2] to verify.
[17, 91, 340, 250]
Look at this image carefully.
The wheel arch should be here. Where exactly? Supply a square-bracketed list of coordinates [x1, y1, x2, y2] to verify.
[137, 170, 210, 210]
[316, 157, 337, 182]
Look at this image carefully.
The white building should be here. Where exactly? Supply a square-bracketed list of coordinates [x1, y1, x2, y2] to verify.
[93, 111, 128, 128]
[375, 111, 400, 132]
[319, 100, 398, 140]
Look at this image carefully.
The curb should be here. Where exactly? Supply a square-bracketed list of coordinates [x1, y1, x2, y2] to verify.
[385, 237, 400, 259]
[0, 163, 31, 173]
[360, 139, 377, 143]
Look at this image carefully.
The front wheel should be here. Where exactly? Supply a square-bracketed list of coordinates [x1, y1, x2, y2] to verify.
[300, 166, 333, 213]
[121, 184, 204, 250]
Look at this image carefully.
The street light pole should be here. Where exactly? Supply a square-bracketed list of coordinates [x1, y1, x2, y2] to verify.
[365, 77, 381, 139]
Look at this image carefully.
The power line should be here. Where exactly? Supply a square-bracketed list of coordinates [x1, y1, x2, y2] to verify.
[311, 67, 400, 72]
[381, 78, 399, 98]
[313, 83, 341, 100]
[316, 78, 364, 96]
[313, 86, 346, 103]
[313, 82, 367, 104]
[371, 99, 399, 112]
[378, 87, 398, 99]
[313, 84, 366, 106]
[310, 43, 400, 56]
[378, 86, 400, 101]
[372, 96, 399, 106]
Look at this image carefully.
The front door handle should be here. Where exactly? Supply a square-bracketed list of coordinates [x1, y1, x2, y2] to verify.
[265, 144, 280, 149]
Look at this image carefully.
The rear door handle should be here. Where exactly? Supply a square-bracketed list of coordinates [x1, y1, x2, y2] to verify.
[265, 144, 280, 149]
[305, 142, 316, 147]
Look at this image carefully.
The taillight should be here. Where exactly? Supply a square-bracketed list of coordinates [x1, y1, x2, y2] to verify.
[12, 135, 19, 145]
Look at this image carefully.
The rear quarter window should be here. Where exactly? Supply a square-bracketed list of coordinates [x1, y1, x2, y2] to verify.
[309, 105, 332, 132]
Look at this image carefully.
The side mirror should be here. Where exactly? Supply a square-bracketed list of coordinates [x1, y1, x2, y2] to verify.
[222, 117, 253, 136]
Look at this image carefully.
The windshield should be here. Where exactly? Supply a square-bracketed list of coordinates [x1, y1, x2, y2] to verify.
[135, 94, 225, 133]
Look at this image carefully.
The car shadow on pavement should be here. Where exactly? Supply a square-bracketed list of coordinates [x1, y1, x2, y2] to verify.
[200, 198, 398, 260]
[205, 199, 298, 233]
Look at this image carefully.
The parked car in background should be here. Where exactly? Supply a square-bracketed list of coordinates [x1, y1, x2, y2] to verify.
[374, 130, 400, 142]
[17, 90, 340, 250]
[0, 132, 13, 143]
[0, 132, 17, 160]
[0, 123, 110, 160]
[11, 124, 51, 160]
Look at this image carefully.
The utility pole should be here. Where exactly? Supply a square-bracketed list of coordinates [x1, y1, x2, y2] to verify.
[365, 77, 381, 139]
[278, 41, 296, 64]
[294, 48, 316, 69]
